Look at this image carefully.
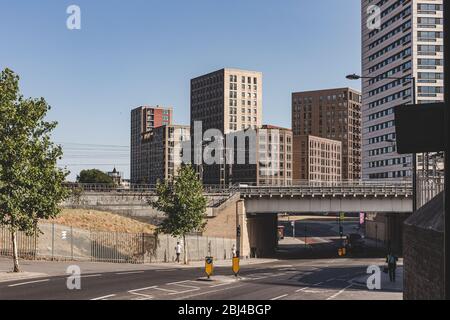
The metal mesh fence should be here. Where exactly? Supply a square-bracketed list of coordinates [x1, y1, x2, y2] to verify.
[0, 222, 236, 264]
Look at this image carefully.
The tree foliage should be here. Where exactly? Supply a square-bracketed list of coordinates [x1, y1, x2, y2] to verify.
[77, 169, 114, 185]
[149, 165, 207, 263]
[0, 68, 70, 271]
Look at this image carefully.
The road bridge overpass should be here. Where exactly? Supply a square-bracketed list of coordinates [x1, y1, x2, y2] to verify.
[65, 182, 413, 258]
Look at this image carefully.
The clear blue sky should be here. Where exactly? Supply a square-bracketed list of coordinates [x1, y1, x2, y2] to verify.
[0, 0, 362, 181]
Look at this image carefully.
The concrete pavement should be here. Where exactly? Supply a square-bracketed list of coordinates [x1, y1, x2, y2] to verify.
[0, 257, 402, 300]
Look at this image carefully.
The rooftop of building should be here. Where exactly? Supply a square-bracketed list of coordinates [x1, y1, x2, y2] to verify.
[261, 124, 292, 131]
[191, 67, 263, 81]
[292, 87, 361, 96]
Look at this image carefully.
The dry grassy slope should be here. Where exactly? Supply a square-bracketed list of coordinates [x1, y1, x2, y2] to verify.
[43, 209, 156, 233]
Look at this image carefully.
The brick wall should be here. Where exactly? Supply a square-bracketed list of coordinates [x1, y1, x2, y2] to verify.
[403, 192, 444, 300]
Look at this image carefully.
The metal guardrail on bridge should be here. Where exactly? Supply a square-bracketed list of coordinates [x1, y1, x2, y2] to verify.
[64, 181, 413, 197]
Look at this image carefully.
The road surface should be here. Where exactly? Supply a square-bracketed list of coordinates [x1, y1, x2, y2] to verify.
[0, 256, 401, 300]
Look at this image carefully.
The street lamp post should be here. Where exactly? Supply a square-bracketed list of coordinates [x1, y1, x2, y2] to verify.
[346, 73, 417, 212]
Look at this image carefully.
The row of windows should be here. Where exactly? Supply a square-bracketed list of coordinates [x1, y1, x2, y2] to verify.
[229, 83, 258, 91]
[418, 86, 444, 95]
[368, 20, 411, 50]
[368, 107, 394, 121]
[369, 170, 409, 179]
[418, 45, 444, 55]
[417, 31, 443, 41]
[418, 58, 444, 67]
[418, 17, 443, 26]
[369, 74, 412, 97]
[368, 5, 411, 39]
[368, 120, 395, 133]
[228, 92, 257, 99]
[369, 157, 408, 168]
[418, 72, 444, 81]
[229, 75, 258, 85]
[368, 48, 411, 74]
[368, 61, 411, 86]
[368, 34, 411, 62]
[368, 145, 396, 156]
[191, 75, 222, 90]
[229, 99, 258, 107]
[369, 88, 411, 109]
[417, 3, 443, 13]
[368, 132, 396, 145]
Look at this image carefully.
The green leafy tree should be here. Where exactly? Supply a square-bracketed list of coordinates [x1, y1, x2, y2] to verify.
[150, 165, 207, 264]
[0, 68, 70, 272]
[77, 169, 114, 185]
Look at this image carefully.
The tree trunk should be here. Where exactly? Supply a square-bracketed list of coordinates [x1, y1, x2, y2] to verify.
[183, 235, 188, 265]
[11, 230, 20, 273]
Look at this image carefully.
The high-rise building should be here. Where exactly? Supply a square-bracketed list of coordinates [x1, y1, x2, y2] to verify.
[190, 68, 263, 185]
[361, 0, 444, 180]
[293, 135, 342, 183]
[292, 88, 362, 181]
[143, 124, 190, 185]
[130, 106, 172, 184]
[229, 125, 293, 186]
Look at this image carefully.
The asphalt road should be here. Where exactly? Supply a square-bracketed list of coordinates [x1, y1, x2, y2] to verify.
[0, 257, 401, 300]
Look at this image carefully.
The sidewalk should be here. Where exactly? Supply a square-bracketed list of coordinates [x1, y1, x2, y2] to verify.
[0, 256, 277, 281]
[350, 265, 403, 292]
[147, 258, 277, 269]
[0, 271, 49, 283]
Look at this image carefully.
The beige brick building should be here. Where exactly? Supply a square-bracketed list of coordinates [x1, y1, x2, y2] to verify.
[190, 68, 263, 185]
[293, 135, 342, 183]
[142, 125, 190, 185]
[229, 125, 293, 186]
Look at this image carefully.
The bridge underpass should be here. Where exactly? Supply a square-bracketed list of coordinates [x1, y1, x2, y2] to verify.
[238, 185, 412, 259]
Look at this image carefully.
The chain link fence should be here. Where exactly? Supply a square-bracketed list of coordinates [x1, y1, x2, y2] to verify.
[0, 222, 236, 264]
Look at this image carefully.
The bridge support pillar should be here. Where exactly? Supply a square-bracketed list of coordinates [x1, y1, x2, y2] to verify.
[236, 199, 250, 259]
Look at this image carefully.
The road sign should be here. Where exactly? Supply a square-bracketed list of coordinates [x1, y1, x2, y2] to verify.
[290, 221, 295, 227]
[232, 257, 240, 276]
[340, 212, 345, 221]
[359, 212, 365, 225]
[205, 256, 214, 278]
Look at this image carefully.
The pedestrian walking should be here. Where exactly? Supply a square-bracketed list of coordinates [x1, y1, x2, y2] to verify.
[175, 242, 182, 263]
[386, 251, 398, 282]
[232, 244, 237, 258]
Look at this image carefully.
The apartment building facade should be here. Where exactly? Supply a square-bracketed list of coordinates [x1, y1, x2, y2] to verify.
[130, 106, 172, 184]
[292, 88, 362, 181]
[142, 124, 190, 185]
[190, 68, 263, 185]
[229, 125, 293, 186]
[293, 135, 342, 183]
[361, 0, 444, 180]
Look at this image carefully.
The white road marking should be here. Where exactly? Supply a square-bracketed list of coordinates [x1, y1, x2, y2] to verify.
[91, 294, 116, 300]
[326, 284, 353, 300]
[155, 269, 177, 272]
[148, 286, 179, 293]
[174, 284, 245, 300]
[296, 287, 309, 292]
[116, 271, 145, 275]
[271, 294, 288, 300]
[128, 289, 154, 300]
[8, 279, 50, 287]
[81, 274, 102, 278]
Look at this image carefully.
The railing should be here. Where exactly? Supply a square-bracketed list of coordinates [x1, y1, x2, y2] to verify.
[417, 173, 445, 209]
[0, 223, 236, 264]
[65, 180, 413, 194]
